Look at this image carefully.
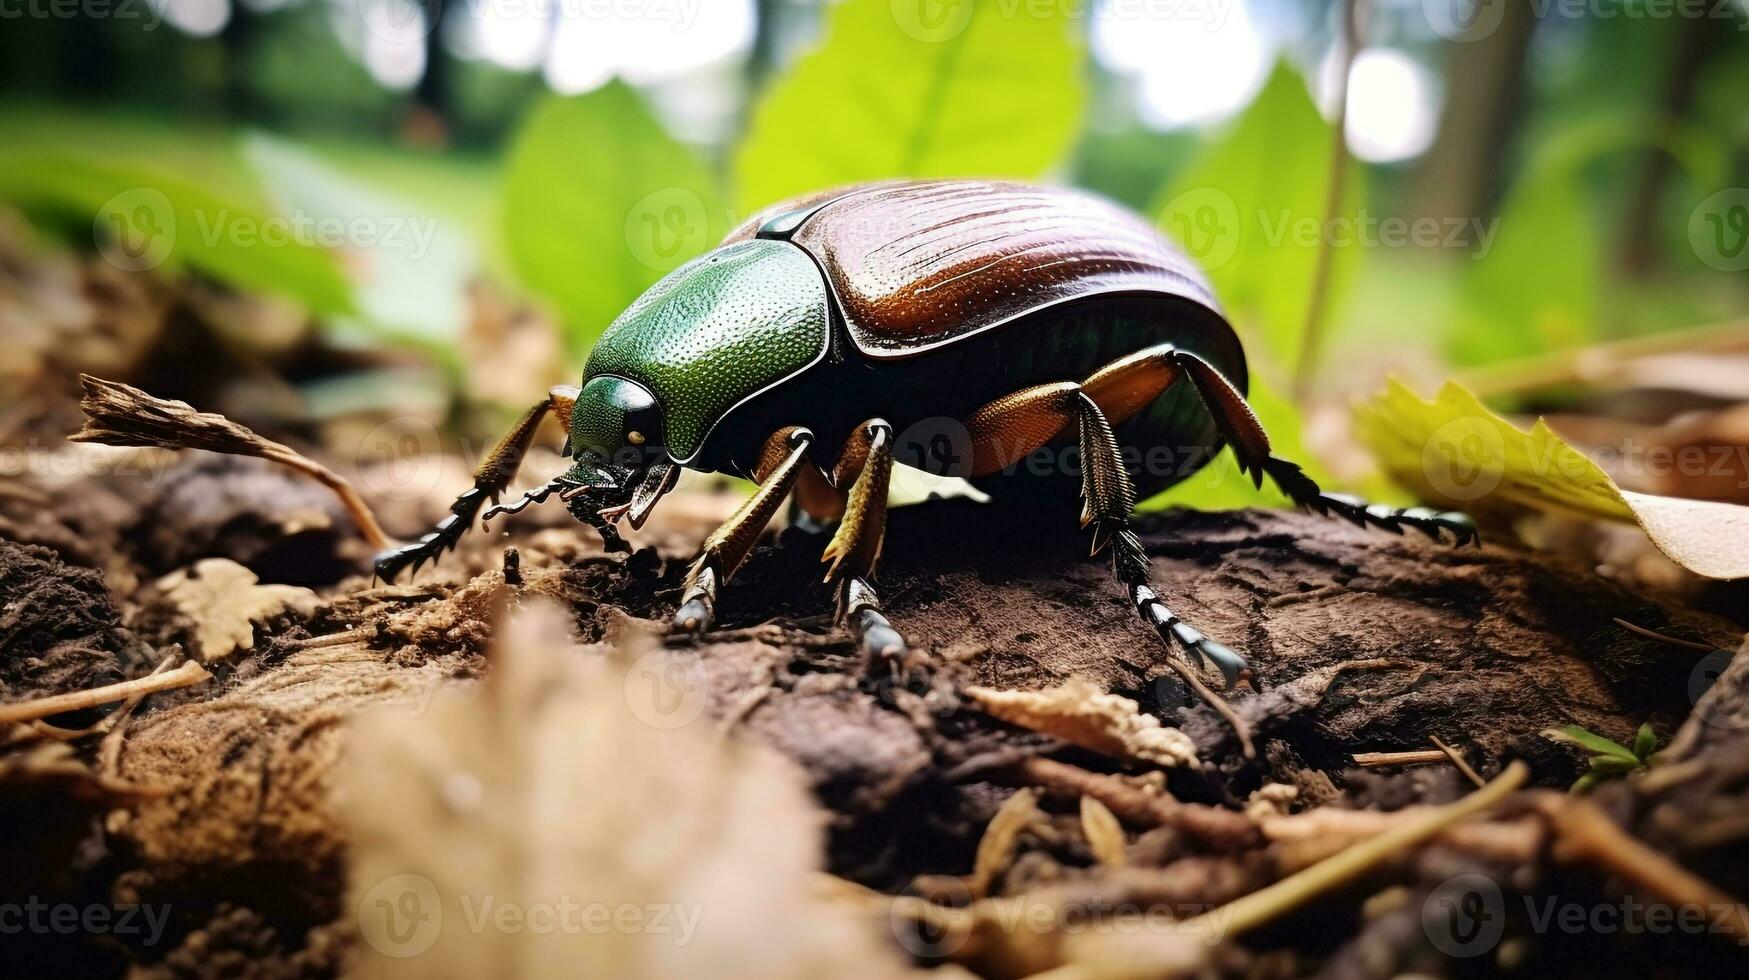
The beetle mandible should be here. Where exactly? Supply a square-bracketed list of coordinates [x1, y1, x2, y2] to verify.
[376, 180, 1475, 685]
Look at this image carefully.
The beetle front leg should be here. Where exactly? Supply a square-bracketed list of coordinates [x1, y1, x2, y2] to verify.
[1171, 351, 1479, 546]
[821, 419, 904, 660]
[375, 384, 580, 582]
[672, 426, 814, 634]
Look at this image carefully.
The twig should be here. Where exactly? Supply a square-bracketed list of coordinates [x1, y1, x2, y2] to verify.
[990, 755, 1263, 852]
[0, 660, 211, 726]
[1613, 618, 1719, 654]
[1534, 792, 1749, 943]
[70, 375, 392, 550]
[1354, 749, 1449, 768]
[1162, 656, 1255, 760]
[99, 656, 182, 777]
[1456, 317, 1749, 399]
[1431, 735, 1486, 788]
[1180, 761, 1528, 940]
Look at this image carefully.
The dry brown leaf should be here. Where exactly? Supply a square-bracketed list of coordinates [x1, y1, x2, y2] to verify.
[1078, 796, 1127, 869]
[966, 680, 1199, 768]
[968, 787, 1040, 898]
[338, 602, 923, 980]
[157, 559, 318, 662]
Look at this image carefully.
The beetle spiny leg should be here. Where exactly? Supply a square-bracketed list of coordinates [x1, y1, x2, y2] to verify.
[1262, 456, 1479, 547]
[1132, 583, 1249, 690]
[373, 487, 493, 582]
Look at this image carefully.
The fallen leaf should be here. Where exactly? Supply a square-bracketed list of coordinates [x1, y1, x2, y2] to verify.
[1078, 796, 1126, 869]
[1354, 380, 1749, 580]
[338, 602, 922, 979]
[968, 788, 1040, 898]
[966, 681, 1199, 768]
[157, 559, 318, 661]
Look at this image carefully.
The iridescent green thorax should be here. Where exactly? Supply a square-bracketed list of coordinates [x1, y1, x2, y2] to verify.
[581, 239, 830, 461]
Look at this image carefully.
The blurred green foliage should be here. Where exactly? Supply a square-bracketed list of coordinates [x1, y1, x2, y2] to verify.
[503, 82, 726, 354]
[0, 152, 351, 314]
[735, 0, 1084, 211]
[0, 0, 1744, 511]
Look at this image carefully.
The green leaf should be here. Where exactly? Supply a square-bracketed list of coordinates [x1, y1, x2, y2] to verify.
[243, 134, 477, 346]
[1586, 754, 1643, 776]
[1632, 723, 1658, 762]
[1542, 725, 1639, 763]
[0, 152, 352, 315]
[1354, 380, 1749, 580]
[1149, 59, 1365, 374]
[734, 0, 1084, 211]
[504, 82, 726, 351]
[1447, 163, 1598, 367]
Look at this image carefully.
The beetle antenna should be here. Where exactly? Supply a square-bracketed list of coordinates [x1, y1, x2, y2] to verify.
[481, 477, 565, 528]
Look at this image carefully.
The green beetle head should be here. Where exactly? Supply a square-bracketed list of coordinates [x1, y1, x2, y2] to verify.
[553, 238, 831, 533]
[557, 375, 675, 530]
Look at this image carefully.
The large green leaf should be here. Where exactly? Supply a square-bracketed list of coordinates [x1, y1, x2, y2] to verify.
[504, 82, 726, 351]
[0, 152, 352, 315]
[243, 134, 477, 348]
[735, 0, 1084, 211]
[1149, 59, 1364, 376]
[1446, 163, 1598, 367]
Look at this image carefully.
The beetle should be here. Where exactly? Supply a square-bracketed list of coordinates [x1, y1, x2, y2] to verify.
[376, 180, 1475, 686]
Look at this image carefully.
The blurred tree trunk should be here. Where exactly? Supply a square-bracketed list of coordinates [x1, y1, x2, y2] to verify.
[1407, 0, 1539, 252]
[220, 5, 260, 122]
[1615, 13, 1723, 278]
[415, 1, 451, 122]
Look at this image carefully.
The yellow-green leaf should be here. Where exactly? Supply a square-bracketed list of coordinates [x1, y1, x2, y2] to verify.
[1355, 380, 1749, 580]
[1541, 725, 1637, 763]
[734, 0, 1084, 211]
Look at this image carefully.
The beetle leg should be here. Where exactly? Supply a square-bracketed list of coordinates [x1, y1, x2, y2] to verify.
[671, 426, 815, 634]
[1170, 351, 1479, 547]
[374, 384, 581, 582]
[1073, 392, 1253, 689]
[957, 378, 1250, 688]
[821, 419, 904, 660]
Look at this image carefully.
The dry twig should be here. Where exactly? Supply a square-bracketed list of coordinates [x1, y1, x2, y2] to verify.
[1534, 792, 1749, 944]
[989, 755, 1262, 852]
[0, 659, 211, 726]
[70, 374, 391, 550]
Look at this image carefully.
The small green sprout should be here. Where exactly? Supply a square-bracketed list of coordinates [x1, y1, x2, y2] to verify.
[1542, 723, 1659, 793]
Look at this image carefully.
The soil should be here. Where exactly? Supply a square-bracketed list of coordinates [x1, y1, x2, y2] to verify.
[4, 442, 1747, 977]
